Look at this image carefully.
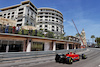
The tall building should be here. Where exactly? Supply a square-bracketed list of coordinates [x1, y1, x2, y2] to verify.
[36, 8, 64, 36]
[0, 0, 37, 26]
[81, 29, 87, 46]
[75, 29, 87, 47]
[0, 0, 64, 36]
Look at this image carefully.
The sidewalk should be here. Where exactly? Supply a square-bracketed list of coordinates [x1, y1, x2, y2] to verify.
[0, 49, 90, 67]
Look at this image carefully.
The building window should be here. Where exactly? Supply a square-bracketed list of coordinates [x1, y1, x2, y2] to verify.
[39, 13, 43, 14]
[56, 18, 58, 20]
[45, 19, 48, 21]
[45, 13, 48, 14]
[31, 15, 33, 18]
[11, 15, 14, 19]
[45, 16, 48, 18]
[12, 12, 14, 14]
[27, 13, 29, 16]
[52, 26, 54, 28]
[39, 29, 42, 30]
[17, 19, 22, 22]
[40, 16, 43, 18]
[30, 3, 35, 10]
[4, 14, 6, 16]
[57, 29, 58, 31]
[40, 19, 42, 21]
[19, 8, 24, 11]
[12, 15, 14, 17]
[52, 13, 54, 15]
[8, 13, 10, 15]
[52, 20, 54, 21]
[45, 29, 47, 31]
[7, 16, 10, 18]
[56, 14, 58, 16]
[22, 2, 29, 5]
[52, 17, 54, 19]
[45, 25, 47, 27]
[49, 13, 51, 15]
[27, 20, 28, 23]
[18, 12, 23, 14]
[57, 27, 58, 31]
[0, 15, 2, 16]
[17, 24, 22, 26]
[40, 22, 42, 23]
[52, 29, 54, 31]
[40, 25, 42, 27]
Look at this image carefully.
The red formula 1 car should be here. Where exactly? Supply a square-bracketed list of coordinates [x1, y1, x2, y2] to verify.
[55, 52, 87, 64]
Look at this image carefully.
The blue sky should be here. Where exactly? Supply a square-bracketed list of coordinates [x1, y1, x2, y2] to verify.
[0, 0, 100, 41]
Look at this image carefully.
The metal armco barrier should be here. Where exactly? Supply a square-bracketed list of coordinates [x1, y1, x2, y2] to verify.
[0, 48, 87, 63]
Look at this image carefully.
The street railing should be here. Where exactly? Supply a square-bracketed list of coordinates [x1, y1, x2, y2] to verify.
[0, 48, 87, 62]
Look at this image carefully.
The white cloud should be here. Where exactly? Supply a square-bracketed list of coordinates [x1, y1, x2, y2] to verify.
[67, 20, 74, 27]
[63, 20, 66, 22]
[64, 18, 100, 39]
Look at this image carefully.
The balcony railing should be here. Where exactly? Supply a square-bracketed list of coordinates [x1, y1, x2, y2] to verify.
[0, 25, 81, 43]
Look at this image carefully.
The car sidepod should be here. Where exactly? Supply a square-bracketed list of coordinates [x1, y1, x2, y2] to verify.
[73, 56, 80, 61]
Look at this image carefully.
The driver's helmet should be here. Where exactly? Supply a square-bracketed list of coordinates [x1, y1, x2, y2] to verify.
[70, 52, 72, 54]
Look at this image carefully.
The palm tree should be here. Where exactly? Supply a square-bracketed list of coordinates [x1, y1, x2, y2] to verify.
[91, 35, 95, 44]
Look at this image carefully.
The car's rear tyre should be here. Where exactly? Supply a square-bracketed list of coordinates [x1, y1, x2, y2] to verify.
[55, 54, 60, 62]
[66, 57, 73, 64]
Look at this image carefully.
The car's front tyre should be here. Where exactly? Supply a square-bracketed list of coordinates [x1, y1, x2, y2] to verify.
[82, 54, 87, 59]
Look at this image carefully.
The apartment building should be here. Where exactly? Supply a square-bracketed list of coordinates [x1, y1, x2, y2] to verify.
[0, 0, 64, 36]
[36, 8, 64, 36]
[0, 0, 37, 26]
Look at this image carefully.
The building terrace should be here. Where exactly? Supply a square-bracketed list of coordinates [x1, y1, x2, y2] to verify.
[0, 33, 81, 52]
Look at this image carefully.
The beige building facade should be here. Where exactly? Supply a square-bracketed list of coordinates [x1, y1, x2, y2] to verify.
[81, 29, 87, 46]
[0, 0, 64, 36]
[36, 8, 64, 36]
[0, 33, 81, 52]
[0, 17, 16, 26]
[75, 29, 87, 47]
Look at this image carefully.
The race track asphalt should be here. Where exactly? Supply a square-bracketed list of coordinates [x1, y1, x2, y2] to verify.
[30, 48, 100, 67]
[1, 48, 100, 67]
